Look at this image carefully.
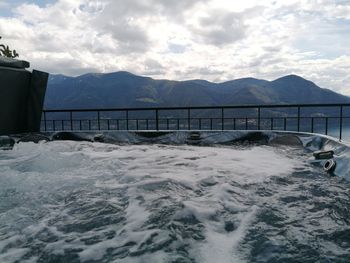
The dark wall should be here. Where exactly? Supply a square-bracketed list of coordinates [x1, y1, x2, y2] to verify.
[0, 60, 48, 135]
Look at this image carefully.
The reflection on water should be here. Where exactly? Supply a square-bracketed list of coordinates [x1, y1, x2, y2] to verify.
[0, 141, 350, 262]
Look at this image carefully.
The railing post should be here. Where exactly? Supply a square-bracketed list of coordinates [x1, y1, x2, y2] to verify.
[221, 108, 224, 130]
[187, 109, 190, 130]
[126, 110, 129, 130]
[340, 106, 343, 140]
[297, 106, 301, 132]
[257, 107, 260, 130]
[155, 109, 159, 131]
[233, 118, 236, 130]
[97, 111, 100, 130]
[270, 118, 273, 130]
[53, 120, 55, 131]
[284, 118, 287, 131]
[325, 117, 328, 135]
[70, 111, 73, 130]
[43, 111, 47, 131]
[311, 117, 314, 133]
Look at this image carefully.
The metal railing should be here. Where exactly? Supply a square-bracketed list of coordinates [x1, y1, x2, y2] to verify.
[41, 103, 350, 140]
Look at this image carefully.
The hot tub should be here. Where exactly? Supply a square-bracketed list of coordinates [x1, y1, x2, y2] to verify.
[0, 131, 349, 262]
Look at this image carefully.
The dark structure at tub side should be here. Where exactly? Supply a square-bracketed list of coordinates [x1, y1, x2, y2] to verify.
[0, 57, 48, 135]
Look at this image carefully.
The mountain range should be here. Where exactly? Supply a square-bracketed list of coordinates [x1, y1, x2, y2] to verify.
[44, 72, 350, 109]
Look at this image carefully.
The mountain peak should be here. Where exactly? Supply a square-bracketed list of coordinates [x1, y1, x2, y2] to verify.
[274, 74, 309, 82]
[272, 74, 318, 89]
[77, 71, 137, 78]
[110, 71, 135, 76]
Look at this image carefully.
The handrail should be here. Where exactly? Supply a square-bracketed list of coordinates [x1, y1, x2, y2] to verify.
[43, 103, 350, 112]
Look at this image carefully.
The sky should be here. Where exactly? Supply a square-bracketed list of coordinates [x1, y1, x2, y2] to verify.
[0, 0, 349, 95]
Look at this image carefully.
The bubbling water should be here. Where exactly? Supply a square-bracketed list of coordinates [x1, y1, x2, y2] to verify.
[0, 141, 349, 262]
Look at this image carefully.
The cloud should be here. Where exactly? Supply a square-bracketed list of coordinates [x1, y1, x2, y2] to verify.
[150, 0, 208, 20]
[0, 0, 349, 95]
[190, 10, 247, 46]
[141, 58, 166, 76]
[167, 41, 188, 54]
[293, 0, 350, 20]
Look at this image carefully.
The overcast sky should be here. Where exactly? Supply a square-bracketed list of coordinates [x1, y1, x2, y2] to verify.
[0, 0, 349, 94]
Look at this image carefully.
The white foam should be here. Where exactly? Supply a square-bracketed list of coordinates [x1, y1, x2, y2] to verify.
[0, 141, 308, 262]
[0, 248, 29, 263]
[198, 206, 258, 263]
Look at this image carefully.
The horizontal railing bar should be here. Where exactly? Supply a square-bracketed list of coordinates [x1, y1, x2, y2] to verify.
[42, 116, 350, 122]
[42, 103, 350, 113]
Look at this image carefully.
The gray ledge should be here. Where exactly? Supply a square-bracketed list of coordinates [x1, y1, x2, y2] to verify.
[0, 57, 30, 69]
